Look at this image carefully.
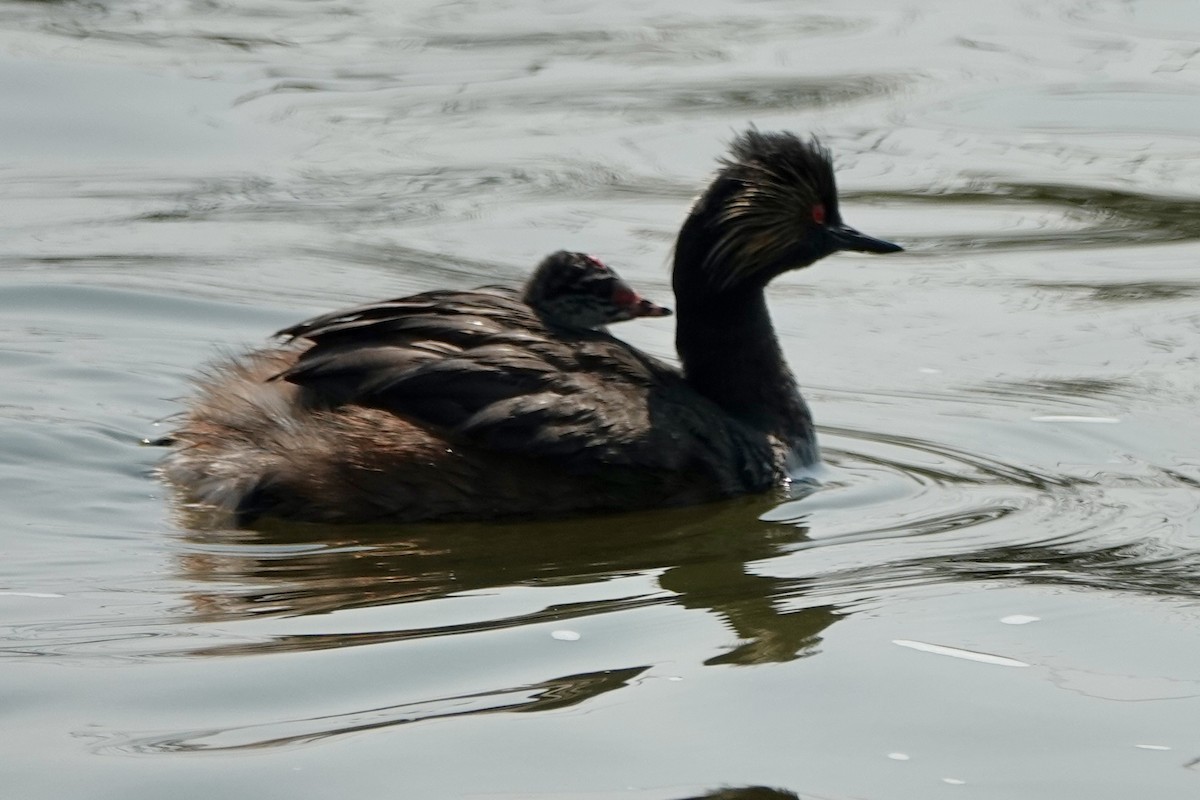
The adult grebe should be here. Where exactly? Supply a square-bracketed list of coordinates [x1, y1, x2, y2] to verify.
[163, 130, 900, 524]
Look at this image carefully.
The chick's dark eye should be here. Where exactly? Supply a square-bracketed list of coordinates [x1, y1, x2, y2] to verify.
[811, 204, 826, 225]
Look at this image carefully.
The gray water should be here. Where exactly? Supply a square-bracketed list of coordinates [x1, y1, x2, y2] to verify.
[3, 1, 1200, 798]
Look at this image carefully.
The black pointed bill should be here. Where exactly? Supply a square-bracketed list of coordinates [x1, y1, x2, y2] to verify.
[826, 224, 903, 254]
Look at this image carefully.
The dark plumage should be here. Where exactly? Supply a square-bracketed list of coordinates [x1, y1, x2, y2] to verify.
[162, 130, 901, 524]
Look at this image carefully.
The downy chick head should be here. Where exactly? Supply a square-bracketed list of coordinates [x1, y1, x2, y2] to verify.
[524, 251, 672, 330]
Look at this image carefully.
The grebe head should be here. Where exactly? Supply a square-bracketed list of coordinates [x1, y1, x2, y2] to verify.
[676, 129, 902, 294]
[524, 251, 672, 330]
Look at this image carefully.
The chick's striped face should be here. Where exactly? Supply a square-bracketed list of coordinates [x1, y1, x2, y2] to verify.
[525, 252, 671, 330]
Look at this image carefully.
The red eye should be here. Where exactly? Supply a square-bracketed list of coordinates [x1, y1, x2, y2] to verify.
[812, 204, 826, 225]
[586, 254, 608, 271]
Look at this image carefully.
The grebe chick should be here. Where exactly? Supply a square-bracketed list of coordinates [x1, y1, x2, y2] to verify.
[522, 250, 671, 330]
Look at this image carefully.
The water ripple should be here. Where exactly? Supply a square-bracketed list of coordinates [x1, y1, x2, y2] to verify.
[861, 181, 1200, 255]
[761, 424, 1200, 603]
[98, 665, 649, 754]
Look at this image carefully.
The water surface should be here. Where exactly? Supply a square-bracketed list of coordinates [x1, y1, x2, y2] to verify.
[3, 1, 1200, 798]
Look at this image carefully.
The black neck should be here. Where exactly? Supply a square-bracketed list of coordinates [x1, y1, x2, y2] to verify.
[672, 233, 814, 455]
